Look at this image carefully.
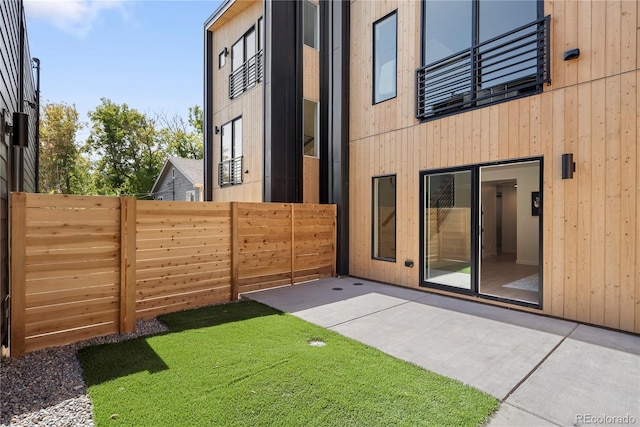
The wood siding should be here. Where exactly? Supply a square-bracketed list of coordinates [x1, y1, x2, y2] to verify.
[10, 193, 336, 356]
[209, 0, 264, 202]
[1, 1, 38, 346]
[348, 0, 640, 333]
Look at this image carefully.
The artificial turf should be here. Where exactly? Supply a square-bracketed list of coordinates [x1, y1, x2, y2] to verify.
[79, 301, 497, 426]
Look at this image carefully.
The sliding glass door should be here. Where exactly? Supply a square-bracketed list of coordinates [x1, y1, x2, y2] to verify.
[421, 160, 542, 306]
[424, 170, 473, 291]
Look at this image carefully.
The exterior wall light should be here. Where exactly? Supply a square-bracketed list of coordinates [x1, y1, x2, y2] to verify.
[563, 48, 580, 61]
[562, 153, 575, 179]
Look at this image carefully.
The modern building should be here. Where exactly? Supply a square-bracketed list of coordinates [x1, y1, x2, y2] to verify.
[0, 0, 39, 346]
[204, 0, 639, 334]
[151, 157, 204, 201]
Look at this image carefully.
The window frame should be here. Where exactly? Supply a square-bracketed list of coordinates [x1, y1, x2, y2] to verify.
[303, 0, 319, 50]
[371, 174, 397, 262]
[372, 10, 398, 105]
[219, 116, 243, 187]
[186, 190, 196, 201]
[303, 98, 319, 158]
[417, 0, 546, 121]
[219, 50, 226, 69]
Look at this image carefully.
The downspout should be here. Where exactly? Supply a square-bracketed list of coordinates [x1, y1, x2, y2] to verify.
[32, 58, 40, 193]
[16, 0, 25, 192]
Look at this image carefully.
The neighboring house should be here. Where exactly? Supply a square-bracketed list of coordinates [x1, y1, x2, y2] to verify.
[204, 0, 640, 334]
[0, 0, 39, 346]
[151, 157, 204, 201]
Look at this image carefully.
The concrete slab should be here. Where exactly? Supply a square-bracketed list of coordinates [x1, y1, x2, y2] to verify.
[330, 299, 568, 399]
[506, 325, 640, 426]
[487, 403, 558, 426]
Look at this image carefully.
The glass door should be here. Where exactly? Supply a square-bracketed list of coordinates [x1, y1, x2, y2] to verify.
[423, 170, 473, 291]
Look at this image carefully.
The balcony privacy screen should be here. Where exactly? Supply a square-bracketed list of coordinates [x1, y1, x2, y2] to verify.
[218, 156, 243, 186]
[416, 16, 550, 120]
[229, 50, 264, 99]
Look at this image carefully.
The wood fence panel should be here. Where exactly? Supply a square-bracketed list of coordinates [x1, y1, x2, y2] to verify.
[235, 203, 293, 294]
[11, 193, 121, 356]
[10, 195, 337, 356]
[135, 201, 233, 319]
[293, 204, 337, 282]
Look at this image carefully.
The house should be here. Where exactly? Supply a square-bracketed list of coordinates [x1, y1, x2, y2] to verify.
[150, 157, 204, 201]
[204, 0, 640, 334]
[0, 0, 39, 347]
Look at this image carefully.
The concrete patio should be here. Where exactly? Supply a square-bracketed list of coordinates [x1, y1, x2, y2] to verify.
[244, 276, 640, 426]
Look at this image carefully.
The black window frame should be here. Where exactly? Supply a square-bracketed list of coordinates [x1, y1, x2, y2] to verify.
[372, 10, 398, 105]
[371, 174, 397, 262]
[218, 50, 226, 69]
[229, 23, 264, 99]
[303, 0, 319, 50]
[219, 116, 243, 187]
[417, 0, 549, 121]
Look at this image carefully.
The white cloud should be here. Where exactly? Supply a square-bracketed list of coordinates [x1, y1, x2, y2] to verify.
[24, 0, 129, 37]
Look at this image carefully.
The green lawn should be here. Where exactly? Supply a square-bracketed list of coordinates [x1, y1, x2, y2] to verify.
[79, 301, 497, 426]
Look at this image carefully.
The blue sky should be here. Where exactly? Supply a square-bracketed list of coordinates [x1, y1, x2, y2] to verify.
[24, 0, 221, 133]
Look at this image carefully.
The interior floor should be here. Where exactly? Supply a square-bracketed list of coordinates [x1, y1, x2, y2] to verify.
[480, 253, 539, 304]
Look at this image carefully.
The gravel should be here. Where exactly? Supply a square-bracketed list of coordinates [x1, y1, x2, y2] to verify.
[1, 318, 168, 427]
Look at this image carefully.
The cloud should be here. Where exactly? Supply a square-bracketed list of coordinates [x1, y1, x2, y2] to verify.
[24, 0, 129, 37]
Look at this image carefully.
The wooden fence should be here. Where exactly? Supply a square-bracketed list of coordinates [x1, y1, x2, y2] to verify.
[9, 193, 336, 356]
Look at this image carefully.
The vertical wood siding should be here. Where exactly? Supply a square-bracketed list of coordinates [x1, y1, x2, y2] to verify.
[348, 0, 639, 333]
[209, 1, 264, 202]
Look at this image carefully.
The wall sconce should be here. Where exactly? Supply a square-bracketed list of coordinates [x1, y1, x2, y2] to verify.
[562, 153, 575, 179]
[12, 112, 29, 148]
[224, 47, 229, 57]
[563, 48, 580, 61]
[214, 126, 220, 134]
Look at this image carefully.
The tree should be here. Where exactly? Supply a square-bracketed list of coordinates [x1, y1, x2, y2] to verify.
[86, 98, 164, 196]
[39, 102, 88, 194]
[154, 105, 203, 160]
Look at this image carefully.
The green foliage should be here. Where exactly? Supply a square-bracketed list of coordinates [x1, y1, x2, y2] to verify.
[154, 109, 203, 160]
[39, 102, 87, 194]
[79, 301, 498, 427]
[86, 98, 165, 196]
[40, 99, 203, 197]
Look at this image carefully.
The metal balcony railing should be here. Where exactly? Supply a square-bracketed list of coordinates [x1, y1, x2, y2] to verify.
[218, 156, 243, 186]
[416, 15, 550, 120]
[229, 50, 264, 99]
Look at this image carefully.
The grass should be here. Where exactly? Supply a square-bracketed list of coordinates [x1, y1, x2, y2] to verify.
[79, 301, 498, 426]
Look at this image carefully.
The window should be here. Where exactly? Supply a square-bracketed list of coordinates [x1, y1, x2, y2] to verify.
[186, 190, 196, 201]
[303, 1, 319, 49]
[417, 0, 549, 119]
[373, 11, 397, 104]
[219, 117, 243, 186]
[219, 50, 226, 69]
[258, 17, 264, 52]
[229, 25, 263, 99]
[303, 99, 318, 157]
[372, 175, 396, 261]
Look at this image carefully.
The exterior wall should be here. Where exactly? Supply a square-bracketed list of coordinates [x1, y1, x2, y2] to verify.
[154, 166, 200, 201]
[208, 0, 264, 202]
[348, 0, 640, 333]
[303, 1, 320, 204]
[1, 0, 38, 346]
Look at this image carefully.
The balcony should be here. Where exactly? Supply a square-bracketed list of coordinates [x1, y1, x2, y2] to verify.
[229, 50, 264, 99]
[218, 156, 243, 186]
[416, 16, 550, 120]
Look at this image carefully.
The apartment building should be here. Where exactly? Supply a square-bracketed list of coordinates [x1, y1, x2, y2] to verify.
[204, 0, 639, 334]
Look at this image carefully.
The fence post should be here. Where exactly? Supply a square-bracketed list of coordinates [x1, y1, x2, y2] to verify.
[231, 202, 239, 300]
[290, 204, 295, 285]
[332, 205, 337, 276]
[119, 196, 136, 333]
[10, 193, 26, 357]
